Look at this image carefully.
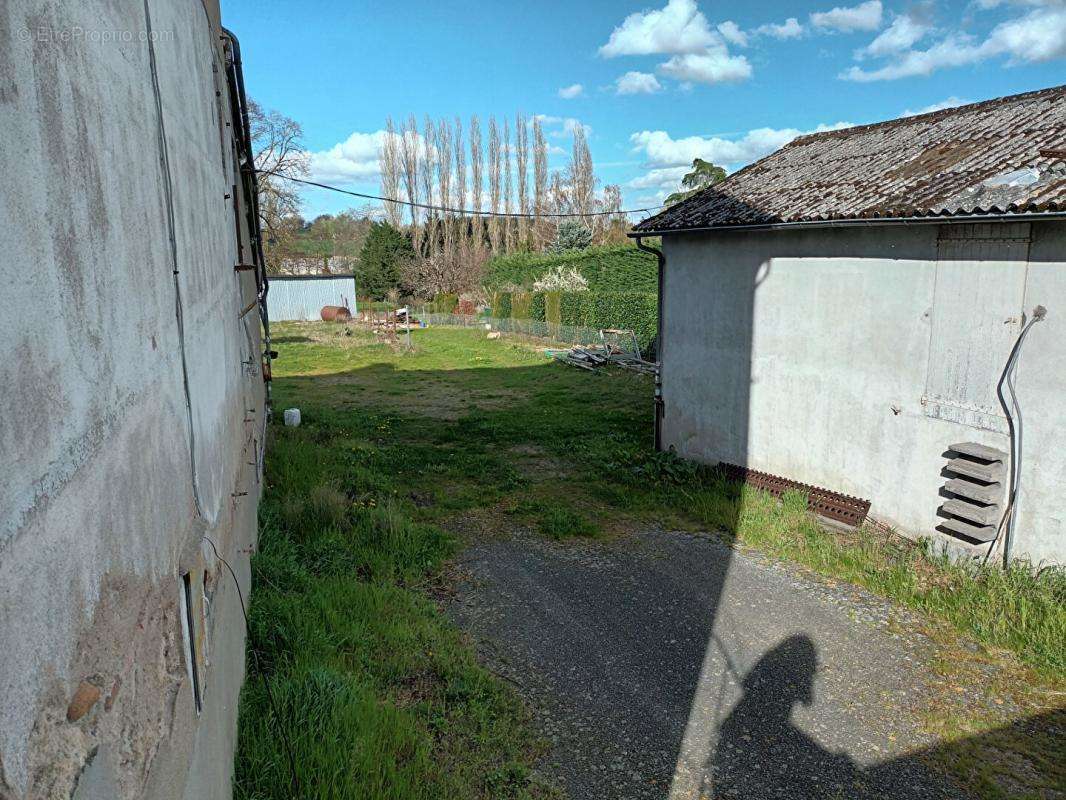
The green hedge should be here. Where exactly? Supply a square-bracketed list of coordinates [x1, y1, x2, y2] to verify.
[492, 291, 512, 319]
[529, 292, 546, 323]
[511, 291, 533, 321]
[488, 288, 656, 351]
[544, 292, 561, 327]
[484, 244, 659, 293]
[428, 293, 458, 313]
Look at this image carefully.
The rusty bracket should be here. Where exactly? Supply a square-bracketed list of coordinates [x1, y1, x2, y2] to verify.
[234, 263, 258, 272]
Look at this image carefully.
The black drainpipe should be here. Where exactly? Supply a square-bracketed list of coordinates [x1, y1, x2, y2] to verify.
[221, 27, 274, 412]
[634, 236, 665, 451]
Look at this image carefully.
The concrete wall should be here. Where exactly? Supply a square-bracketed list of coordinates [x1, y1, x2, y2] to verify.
[0, 1, 263, 798]
[660, 221, 1065, 565]
[267, 275, 358, 321]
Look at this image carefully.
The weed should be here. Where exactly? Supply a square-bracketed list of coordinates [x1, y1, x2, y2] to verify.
[536, 506, 599, 540]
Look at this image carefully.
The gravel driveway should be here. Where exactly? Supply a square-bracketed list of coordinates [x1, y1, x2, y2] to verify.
[445, 527, 963, 800]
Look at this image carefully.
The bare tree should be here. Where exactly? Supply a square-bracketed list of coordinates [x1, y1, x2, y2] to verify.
[532, 116, 549, 248]
[249, 99, 309, 260]
[470, 115, 484, 252]
[436, 119, 454, 265]
[420, 114, 437, 255]
[453, 117, 470, 270]
[503, 117, 513, 253]
[515, 114, 529, 250]
[379, 116, 403, 227]
[599, 184, 627, 244]
[568, 124, 595, 222]
[399, 114, 422, 252]
[488, 116, 502, 254]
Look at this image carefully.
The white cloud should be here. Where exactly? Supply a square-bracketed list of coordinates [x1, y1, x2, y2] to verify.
[811, 1, 884, 32]
[615, 71, 663, 95]
[599, 0, 753, 87]
[630, 121, 854, 169]
[859, 8, 932, 57]
[843, 5, 1066, 80]
[984, 4, 1066, 60]
[535, 114, 593, 138]
[902, 96, 971, 116]
[717, 20, 748, 47]
[753, 17, 805, 39]
[599, 0, 718, 56]
[307, 130, 386, 183]
[626, 165, 690, 190]
[558, 83, 584, 99]
[658, 49, 752, 83]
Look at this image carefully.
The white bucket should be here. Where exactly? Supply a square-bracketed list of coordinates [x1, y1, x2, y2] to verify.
[283, 408, 301, 427]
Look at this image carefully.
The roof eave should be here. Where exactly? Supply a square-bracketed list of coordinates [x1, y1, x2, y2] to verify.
[628, 210, 1066, 238]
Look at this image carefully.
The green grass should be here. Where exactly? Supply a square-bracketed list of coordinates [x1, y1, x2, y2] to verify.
[237, 322, 1064, 800]
[536, 506, 599, 540]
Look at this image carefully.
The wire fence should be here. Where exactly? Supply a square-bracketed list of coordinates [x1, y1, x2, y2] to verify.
[418, 312, 608, 348]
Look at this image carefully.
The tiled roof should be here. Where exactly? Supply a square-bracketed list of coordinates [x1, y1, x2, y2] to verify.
[634, 85, 1066, 234]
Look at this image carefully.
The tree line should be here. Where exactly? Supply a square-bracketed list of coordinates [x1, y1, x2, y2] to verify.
[250, 100, 722, 300]
[376, 113, 628, 298]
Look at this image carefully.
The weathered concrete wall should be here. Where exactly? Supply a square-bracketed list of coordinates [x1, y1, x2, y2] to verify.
[0, 1, 263, 798]
[660, 221, 1064, 565]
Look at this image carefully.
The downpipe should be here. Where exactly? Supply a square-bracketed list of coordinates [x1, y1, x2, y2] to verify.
[221, 27, 274, 414]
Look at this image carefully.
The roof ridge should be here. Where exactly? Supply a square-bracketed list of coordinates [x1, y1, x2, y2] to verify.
[785, 84, 1066, 150]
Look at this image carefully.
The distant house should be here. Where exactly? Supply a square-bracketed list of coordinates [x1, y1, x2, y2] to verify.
[632, 85, 1066, 565]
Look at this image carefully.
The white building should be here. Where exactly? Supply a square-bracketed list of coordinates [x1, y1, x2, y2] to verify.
[633, 86, 1066, 566]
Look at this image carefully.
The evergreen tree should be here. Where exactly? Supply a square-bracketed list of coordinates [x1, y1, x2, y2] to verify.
[547, 220, 593, 254]
[358, 221, 414, 299]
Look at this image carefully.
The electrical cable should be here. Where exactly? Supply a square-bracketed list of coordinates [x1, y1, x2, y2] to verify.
[272, 173, 666, 218]
[202, 535, 301, 797]
[142, 0, 216, 526]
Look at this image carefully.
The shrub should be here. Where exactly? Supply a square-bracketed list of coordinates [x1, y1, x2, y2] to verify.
[547, 221, 593, 254]
[532, 265, 589, 292]
[429, 292, 458, 314]
[484, 244, 657, 293]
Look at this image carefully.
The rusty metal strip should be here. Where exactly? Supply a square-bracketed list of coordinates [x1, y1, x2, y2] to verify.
[719, 464, 871, 527]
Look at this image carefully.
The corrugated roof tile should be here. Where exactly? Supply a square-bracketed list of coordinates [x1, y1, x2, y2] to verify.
[635, 85, 1066, 232]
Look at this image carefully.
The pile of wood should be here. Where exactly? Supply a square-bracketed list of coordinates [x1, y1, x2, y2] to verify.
[547, 329, 658, 376]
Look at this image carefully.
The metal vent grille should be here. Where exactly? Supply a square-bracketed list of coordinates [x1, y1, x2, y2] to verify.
[936, 442, 1006, 543]
[720, 464, 871, 527]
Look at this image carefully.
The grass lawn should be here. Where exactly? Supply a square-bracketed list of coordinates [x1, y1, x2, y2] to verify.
[235, 322, 1064, 800]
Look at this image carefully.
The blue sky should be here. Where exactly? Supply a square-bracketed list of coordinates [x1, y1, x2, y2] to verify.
[221, 0, 1066, 219]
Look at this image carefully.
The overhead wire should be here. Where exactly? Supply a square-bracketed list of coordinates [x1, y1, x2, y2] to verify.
[271, 173, 666, 219]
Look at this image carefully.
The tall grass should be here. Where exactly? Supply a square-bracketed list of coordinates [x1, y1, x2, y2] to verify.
[234, 430, 548, 800]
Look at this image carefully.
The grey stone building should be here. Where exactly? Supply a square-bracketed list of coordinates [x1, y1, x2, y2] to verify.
[1, 1, 268, 797]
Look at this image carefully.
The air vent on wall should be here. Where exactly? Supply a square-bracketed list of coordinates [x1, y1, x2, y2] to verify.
[937, 442, 1006, 543]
